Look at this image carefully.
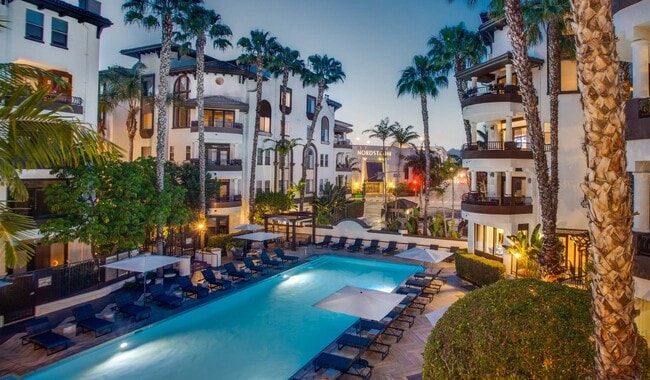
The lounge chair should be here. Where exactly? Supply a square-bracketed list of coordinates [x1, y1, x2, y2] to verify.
[385, 309, 416, 328]
[413, 267, 444, 280]
[364, 239, 380, 254]
[298, 235, 312, 246]
[330, 237, 348, 250]
[260, 252, 284, 268]
[336, 333, 390, 360]
[71, 304, 114, 337]
[112, 292, 151, 321]
[21, 317, 71, 355]
[405, 277, 441, 295]
[406, 242, 417, 250]
[392, 289, 427, 314]
[396, 286, 434, 303]
[355, 319, 404, 342]
[224, 262, 253, 281]
[347, 238, 364, 252]
[201, 269, 234, 289]
[274, 248, 299, 262]
[429, 244, 439, 250]
[315, 235, 332, 248]
[382, 241, 399, 255]
[313, 352, 373, 380]
[147, 284, 183, 308]
[176, 275, 210, 298]
[243, 257, 267, 275]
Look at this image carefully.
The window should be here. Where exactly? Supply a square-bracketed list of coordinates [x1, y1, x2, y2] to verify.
[173, 76, 190, 128]
[169, 146, 174, 161]
[321, 117, 330, 143]
[280, 86, 292, 113]
[217, 180, 230, 198]
[264, 180, 271, 193]
[51, 18, 68, 48]
[204, 110, 235, 128]
[306, 179, 313, 193]
[140, 75, 155, 138]
[256, 180, 263, 195]
[264, 150, 271, 166]
[324, 154, 329, 167]
[560, 59, 578, 92]
[257, 148, 264, 165]
[185, 146, 191, 160]
[306, 95, 316, 115]
[141, 146, 151, 157]
[320, 154, 324, 167]
[319, 154, 329, 167]
[307, 149, 315, 169]
[25, 9, 44, 42]
[319, 179, 324, 193]
[258, 100, 271, 133]
[40, 70, 72, 98]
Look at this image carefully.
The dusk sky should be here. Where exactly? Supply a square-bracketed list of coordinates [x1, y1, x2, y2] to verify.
[99, 0, 490, 150]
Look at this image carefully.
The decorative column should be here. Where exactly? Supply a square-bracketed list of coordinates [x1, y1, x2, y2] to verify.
[471, 76, 478, 89]
[505, 64, 513, 86]
[470, 170, 478, 192]
[505, 115, 513, 142]
[634, 172, 650, 232]
[471, 122, 478, 146]
[631, 39, 649, 99]
[505, 171, 513, 197]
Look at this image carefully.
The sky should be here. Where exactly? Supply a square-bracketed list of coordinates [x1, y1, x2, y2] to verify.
[99, 0, 490, 150]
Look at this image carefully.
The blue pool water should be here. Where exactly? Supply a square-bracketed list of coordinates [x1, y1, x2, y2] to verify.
[28, 256, 419, 380]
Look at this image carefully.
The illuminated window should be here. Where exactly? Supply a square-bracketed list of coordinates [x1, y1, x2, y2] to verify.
[140, 75, 155, 138]
[280, 86, 292, 113]
[173, 76, 190, 128]
[258, 100, 271, 133]
[560, 59, 578, 92]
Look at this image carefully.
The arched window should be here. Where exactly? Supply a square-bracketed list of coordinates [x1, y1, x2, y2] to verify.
[320, 116, 330, 143]
[258, 100, 271, 133]
[307, 147, 315, 169]
[173, 75, 190, 128]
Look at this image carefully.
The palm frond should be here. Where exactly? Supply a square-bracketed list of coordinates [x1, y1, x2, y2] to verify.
[0, 203, 36, 269]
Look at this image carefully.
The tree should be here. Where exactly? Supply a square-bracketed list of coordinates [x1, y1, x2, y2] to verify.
[312, 183, 348, 225]
[300, 54, 346, 210]
[428, 22, 486, 145]
[506, 224, 542, 278]
[569, 0, 639, 376]
[175, 4, 232, 222]
[397, 55, 449, 236]
[264, 137, 303, 192]
[390, 122, 419, 183]
[253, 192, 293, 225]
[0, 63, 117, 268]
[364, 117, 396, 212]
[237, 29, 280, 222]
[122, 0, 198, 252]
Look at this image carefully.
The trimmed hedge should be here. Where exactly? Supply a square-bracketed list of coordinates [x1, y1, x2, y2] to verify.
[206, 231, 245, 251]
[455, 251, 505, 287]
[423, 279, 650, 379]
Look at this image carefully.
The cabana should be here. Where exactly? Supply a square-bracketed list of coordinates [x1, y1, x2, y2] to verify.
[263, 211, 315, 250]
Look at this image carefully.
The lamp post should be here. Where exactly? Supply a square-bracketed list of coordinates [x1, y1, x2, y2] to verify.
[196, 221, 206, 252]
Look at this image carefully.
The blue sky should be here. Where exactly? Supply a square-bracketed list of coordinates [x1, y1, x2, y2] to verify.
[99, 0, 489, 150]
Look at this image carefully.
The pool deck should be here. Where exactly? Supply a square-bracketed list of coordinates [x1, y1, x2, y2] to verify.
[0, 248, 474, 379]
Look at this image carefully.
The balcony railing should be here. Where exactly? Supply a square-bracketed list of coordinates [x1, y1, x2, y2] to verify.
[190, 120, 244, 134]
[336, 164, 354, 172]
[190, 158, 243, 171]
[461, 141, 534, 160]
[334, 139, 352, 148]
[460, 84, 523, 108]
[19, 93, 84, 114]
[461, 192, 533, 215]
[208, 195, 242, 208]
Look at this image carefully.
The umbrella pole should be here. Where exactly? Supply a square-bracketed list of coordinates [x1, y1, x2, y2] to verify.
[143, 271, 147, 306]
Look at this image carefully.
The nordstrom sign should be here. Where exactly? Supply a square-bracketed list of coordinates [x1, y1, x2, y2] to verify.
[356, 150, 392, 157]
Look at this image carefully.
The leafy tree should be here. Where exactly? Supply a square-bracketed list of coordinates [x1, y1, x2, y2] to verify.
[253, 192, 293, 225]
[264, 137, 302, 192]
[312, 183, 348, 225]
[506, 224, 542, 278]
[390, 122, 419, 179]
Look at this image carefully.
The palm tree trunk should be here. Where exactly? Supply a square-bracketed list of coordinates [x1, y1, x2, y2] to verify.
[547, 19, 561, 278]
[280, 69, 290, 192]
[300, 79, 325, 210]
[453, 58, 472, 146]
[504, 0, 560, 277]
[421, 93, 430, 237]
[248, 54, 263, 223]
[569, 0, 638, 377]
[197, 35, 206, 218]
[127, 99, 138, 162]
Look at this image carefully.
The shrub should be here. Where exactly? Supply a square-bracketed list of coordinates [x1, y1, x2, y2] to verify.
[423, 279, 650, 379]
[455, 251, 505, 286]
[206, 232, 245, 251]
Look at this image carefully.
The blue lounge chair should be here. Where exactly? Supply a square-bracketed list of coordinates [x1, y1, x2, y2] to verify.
[406, 242, 417, 250]
[201, 269, 234, 289]
[243, 257, 267, 275]
[315, 235, 332, 248]
[147, 284, 182, 308]
[71, 304, 114, 337]
[347, 238, 364, 252]
[382, 241, 399, 255]
[260, 252, 284, 268]
[274, 248, 299, 262]
[177, 275, 210, 298]
[224, 262, 253, 281]
[330, 237, 348, 250]
[312, 352, 373, 380]
[112, 292, 151, 321]
[336, 333, 391, 360]
[355, 319, 404, 343]
[364, 239, 380, 254]
[21, 317, 71, 355]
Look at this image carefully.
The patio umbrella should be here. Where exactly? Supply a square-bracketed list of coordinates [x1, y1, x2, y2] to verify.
[234, 224, 265, 231]
[313, 285, 406, 321]
[396, 247, 454, 264]
[102, 254, 182, 304]
[425, 305, 450, 327]
[235, 232, 284, 242]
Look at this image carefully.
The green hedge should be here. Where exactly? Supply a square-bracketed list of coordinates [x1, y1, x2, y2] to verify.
[206, 231, 245, 251]
[455, 251, 505, 287]
[423, 279, 650, 379]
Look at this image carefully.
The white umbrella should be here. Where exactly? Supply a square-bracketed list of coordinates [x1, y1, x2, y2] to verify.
[396, 247, 454, 264]
[425, 305, 450, 327]
[313, 285, 406, 321]
[234, 224, 265, 231]
[235, 232, 284, 242]
[102, 254, 183, 304]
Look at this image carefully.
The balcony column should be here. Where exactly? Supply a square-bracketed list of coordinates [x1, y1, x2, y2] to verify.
[633, 172, 650, 232]
[505, 171, 513, 197]
[471, 122, 478, 145]
[471, 76, 478, 89]
[505, 115, 513, 142]
[505, 64, 513, 86]
[470, 170, 478, 192]
[631, 39, 649, 99]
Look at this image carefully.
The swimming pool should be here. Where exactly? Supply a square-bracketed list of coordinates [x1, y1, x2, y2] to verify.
[28, 256, 419, 380]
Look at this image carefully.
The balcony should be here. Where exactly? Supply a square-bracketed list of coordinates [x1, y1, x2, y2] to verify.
[460, 84, 522, 108]
[461, 192, 533, 215]
[625, 97, 650, 141]
[190, 158, 242, 172]
[20, 93, 84, 114]
[208, 195, 242, 209]
[336, 163, 355, 172]
[461, 141, 534, 160]
[334, 139, 353, 149]
[190, 121, 243, 134]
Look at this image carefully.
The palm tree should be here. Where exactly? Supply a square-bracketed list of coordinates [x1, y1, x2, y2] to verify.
[428, 22, 486, 145]
[269, 45, 304, 138]
[98, 70, 121, 139]
[264, 137, 303, 192]
[300, 54, 345, 210]
[397, 55, 449, 236]
[0, 63, 117, 268]
[569, 0, 638, 376]
[390, 122, 419, 181]
[364, 117, 396, 214]
[99, 64, 143, 162]
[175, 4, 232, 221]
[122, 0, 197, 252]
[237, 29, 280, 222]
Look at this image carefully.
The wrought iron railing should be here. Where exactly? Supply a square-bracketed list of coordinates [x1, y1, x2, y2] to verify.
[461, 84, 520, 99]
[45, 93, 83, 106]
[461, 192, 532, 206]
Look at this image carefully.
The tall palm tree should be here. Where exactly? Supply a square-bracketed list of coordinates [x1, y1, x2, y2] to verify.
[428, 22, 486, 145]
[122, 0, 197, 252]
[0, 63, 117, 268]
[364, 117, 396, 212]
[237, 29, 280, 222]
[390, 122, 419, 181]
[397, 55, 449, 236]
[175, 4, 232, 221]
[264, 137, 303, 192]
[569, 0, 638, 376]
[98, 71, 121, 139]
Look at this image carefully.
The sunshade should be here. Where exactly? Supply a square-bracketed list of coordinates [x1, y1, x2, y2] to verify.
[235, 232, 284, 242]
[313, 285, 406, 321]
[390, 198, 418, 210]
[234, 224, 265, 231]
[396, 247, 454, 264]
[425, 305, 450, 327]
[635, 276, 650, 301]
